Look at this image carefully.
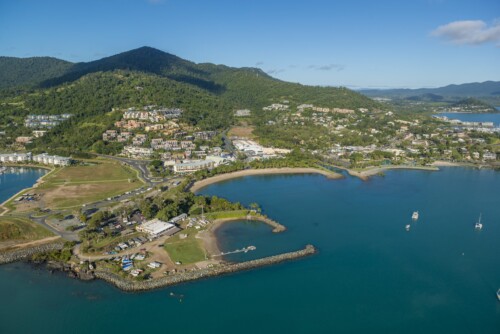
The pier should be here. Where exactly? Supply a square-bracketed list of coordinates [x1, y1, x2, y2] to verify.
[212, 245, 256, 257]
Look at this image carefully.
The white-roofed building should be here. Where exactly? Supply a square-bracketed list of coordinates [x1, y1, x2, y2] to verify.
[33, 153, 72, 166]
[173, 160, 215, 174]
[0, 152, 32, 163]
[137, 218, 177, 237]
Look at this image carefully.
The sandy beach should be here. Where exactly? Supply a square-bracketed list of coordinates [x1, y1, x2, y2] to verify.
[190, 167, 341, 193]
[431, 160, 465, 167]
[196, 219, 231, 258]
[197, 215, 286, 260]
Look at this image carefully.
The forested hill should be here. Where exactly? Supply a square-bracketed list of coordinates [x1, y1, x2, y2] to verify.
[0, 47, 380, 154]
[1, 46, 379, 110]
[0, 56, 72, 89]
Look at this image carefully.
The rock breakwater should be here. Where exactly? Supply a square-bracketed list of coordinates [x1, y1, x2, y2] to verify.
[95, 244, 316, 292]
[0, 242, 65, 264]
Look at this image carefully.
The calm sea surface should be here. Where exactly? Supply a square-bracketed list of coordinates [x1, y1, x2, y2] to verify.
[439, 110, 500, 126]
[1, 167, 500, 333]
[0, 167, 47, 202]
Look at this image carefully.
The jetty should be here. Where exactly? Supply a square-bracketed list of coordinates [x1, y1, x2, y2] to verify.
[212, 245, 256, 257]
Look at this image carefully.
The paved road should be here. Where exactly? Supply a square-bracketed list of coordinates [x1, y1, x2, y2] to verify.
[28, 214, 80, 241]
[95, 154, 163, 185]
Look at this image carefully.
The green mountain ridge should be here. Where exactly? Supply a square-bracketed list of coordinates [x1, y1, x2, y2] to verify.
[0, 56, 72, 89]
[0, 46, 380, 154]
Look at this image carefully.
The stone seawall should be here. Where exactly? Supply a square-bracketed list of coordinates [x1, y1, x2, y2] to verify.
[95, 244, 316, 292]
[259, 216, 286, 233]
[0, 242, 65, 264]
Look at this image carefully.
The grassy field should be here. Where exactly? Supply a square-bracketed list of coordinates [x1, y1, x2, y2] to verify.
[228, 125, 255, 139]
[164, 233, 206, 264]
[0, 216, 53, 242]
[204, 210, 250, 220]
[36, 158, 143, 209]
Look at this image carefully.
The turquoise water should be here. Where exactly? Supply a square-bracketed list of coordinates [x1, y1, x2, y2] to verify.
[0, 167, 47, 202]
[1, 168, 500, 333]
[439, 111, 500, 126]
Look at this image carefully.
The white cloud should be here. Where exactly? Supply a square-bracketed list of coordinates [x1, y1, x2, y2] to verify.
[431, 20, 500, 46]
[308, 64, 345, 71]
[266, 68, 285, 75]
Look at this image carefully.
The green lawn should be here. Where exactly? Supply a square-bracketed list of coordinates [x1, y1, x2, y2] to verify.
[43, 159, 137, 183]
[164, 234, 206, 264]
[204, 210, 250, 220]
[35, 158, 144, 209]
[0, 216, 53, 242]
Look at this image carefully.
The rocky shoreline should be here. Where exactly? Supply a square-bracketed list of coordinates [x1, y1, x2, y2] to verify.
[0, 243, 316, 291]
[0, 242, 65, 264]
[93, 244, 316, 292]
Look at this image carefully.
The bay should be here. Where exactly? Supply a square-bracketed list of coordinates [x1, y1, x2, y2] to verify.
[438, 111, 500, 126]
[0, 167, 499, 333]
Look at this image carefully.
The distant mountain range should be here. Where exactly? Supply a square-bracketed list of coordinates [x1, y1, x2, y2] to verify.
[359, 81, 500, 105]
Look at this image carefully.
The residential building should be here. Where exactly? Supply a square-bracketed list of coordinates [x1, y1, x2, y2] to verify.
[33, 153, 72, 166]
[173, 160, 215, 173]
[122, 146, 153, 158]
[234, 109, 251, 117]
[0, 152, 32, 163]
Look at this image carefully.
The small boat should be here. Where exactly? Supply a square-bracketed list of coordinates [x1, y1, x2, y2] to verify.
[405, 224, 411, 231]
[474, 213, 483, 230]
[497, 289, 500, 301]
[412, 211, 419, 220]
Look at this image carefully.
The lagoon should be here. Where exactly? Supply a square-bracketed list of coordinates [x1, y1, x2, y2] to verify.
[0, 167, 500, 333]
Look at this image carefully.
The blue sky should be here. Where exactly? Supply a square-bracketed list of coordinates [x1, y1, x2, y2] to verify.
[0, 0, 499, 88]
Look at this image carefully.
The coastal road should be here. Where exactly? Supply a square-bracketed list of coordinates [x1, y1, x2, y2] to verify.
[95, 154, 164, 185]
[28, 214, 80, 241]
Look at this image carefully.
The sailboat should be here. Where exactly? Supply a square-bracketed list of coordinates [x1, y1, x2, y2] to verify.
[412, 211, 419, 220]
[474, 213, 483, 230]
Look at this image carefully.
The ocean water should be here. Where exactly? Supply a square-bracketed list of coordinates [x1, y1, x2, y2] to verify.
[439, 111, 500, 126]
[1, 168, 500, 333]
[0, 167, 47, 202]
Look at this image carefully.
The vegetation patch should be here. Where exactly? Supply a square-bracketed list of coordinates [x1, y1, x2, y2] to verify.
[0, 216, 53, 242]
[164, 233, 205, 264]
